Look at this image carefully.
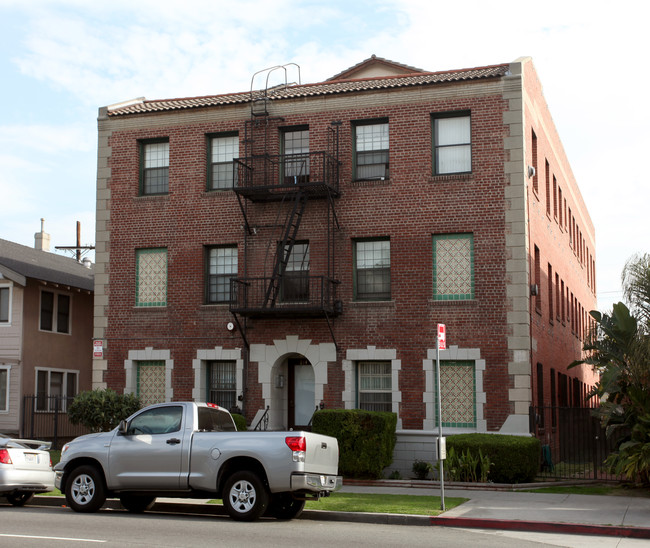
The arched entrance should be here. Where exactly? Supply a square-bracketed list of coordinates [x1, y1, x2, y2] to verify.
[287, 356, 315, 430]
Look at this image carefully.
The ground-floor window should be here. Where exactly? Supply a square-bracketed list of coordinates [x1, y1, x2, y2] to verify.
[137, 360, 166, 407]
[207, 360, 236, 410]
[357, 360, 392, 412]
[35, 368, 78, 411]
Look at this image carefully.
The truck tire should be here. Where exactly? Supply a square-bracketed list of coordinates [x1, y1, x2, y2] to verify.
[222, 470, 269, 521]
[268, 492, 305, 520]
[65, 465, 106, 513]
[6, 492, 34, 506]
[119, 494, 156, 513]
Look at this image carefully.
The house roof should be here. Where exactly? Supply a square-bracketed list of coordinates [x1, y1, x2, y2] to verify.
[0, 238, 94, 292]
[106, 61, 510, 117]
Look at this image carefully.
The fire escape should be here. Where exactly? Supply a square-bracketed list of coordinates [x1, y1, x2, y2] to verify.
[229, 65, 342, 346]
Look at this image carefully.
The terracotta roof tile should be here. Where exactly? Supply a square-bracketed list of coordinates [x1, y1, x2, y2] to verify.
[107, 63, 510, 117]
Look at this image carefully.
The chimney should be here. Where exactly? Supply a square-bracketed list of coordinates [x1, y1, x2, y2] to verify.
[34, 218, 51, 252]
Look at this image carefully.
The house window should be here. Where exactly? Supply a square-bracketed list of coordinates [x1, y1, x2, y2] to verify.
[207, 360, 236, 410]
[432, 234, 474, 301]
[354, 121, 389, 180]
[140, 139, 169, 195]
[531, 129, 538, 194]
[281, 242, 310, 302]
[40, 290, 71, 333]
[282, 128, 309, 184]
[354, 239, 390, 301]
[137, 360, 166, 407]
[206, 246, 237, 303]
[208, 133, 238, 190]
[534, 245, 541, 312]
[433, 113, 471, 174]
[35, 368, 78, 411]
[548, 263, 554, 323]
[136, 248, 167, 307]
[0, 286, 10, 324]
[545, 160, 551, 216]
[0, 366, 8, 412]
[433, 360, 476, 427]
[357, 361, 391, 412]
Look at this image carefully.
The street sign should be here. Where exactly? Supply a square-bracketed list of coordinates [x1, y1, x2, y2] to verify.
[437, 323, 446, 350]
[93, 339, 103, 358]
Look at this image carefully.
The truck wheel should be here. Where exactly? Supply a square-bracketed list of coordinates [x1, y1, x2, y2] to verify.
[269, 492, 305, 520]
[222, 470, 269, 521]
[65, 465, 106, 513]
[6, 492, 34, 507]
[119, 494, 156, 513]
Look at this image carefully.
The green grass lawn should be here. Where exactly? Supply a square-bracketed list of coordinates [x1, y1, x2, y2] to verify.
[523, 484, 650, 497]
[305, 492, 466, 515]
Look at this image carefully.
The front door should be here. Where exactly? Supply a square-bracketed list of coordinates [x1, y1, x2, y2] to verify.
[287, 357, 314, 430]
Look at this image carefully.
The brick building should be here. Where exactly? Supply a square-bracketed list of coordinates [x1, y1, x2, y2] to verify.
[92, 56, 598, 475]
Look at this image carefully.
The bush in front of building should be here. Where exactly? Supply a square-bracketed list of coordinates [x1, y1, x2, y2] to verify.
[231, 412, 247, 431]
[312, 409, 397, 479]
[67, 389, 141, 433]
[447, 433, 540, 483]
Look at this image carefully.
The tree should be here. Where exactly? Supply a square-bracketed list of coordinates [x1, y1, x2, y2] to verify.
[68, 389, 142, 433]
[572, 254, 650, 485]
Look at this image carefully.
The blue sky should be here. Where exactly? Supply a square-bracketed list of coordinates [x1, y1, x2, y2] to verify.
[1, 0, 647, 311]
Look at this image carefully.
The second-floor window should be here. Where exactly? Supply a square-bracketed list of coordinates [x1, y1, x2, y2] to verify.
[354, 121, 389, 180]
[0, 286, 10, 324]
[281, 242, 310, 302]
[208, 133, 238, 190]
[140, 139, 169, 195]
[354, 239, 390, 301]
[136, 248, 167, 307]
[206, 246, 238, 303]
[282, 128, 309, 184]
[433, 113, 471, 174]
[40, 290, 70, 333]
[432, 234, 474, 301]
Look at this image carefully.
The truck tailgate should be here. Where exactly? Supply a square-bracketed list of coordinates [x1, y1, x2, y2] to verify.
[304, 432, 339, 475]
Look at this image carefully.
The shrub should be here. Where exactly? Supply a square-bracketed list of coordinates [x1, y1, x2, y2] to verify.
[441, 446, 492, 482]
[231, 412, 247, 431]
[67, 389, 141, 433]
[412, 459, 430, 480]
[447, 433, 540, 483]
[312, 409, 397, 478]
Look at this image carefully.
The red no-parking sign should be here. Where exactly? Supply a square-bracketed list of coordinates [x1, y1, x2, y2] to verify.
[437, 324, 446, 350]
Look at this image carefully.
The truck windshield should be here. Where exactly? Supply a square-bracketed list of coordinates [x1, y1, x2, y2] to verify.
[197, 407, 236, 432]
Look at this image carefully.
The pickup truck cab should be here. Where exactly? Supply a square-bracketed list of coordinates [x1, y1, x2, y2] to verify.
[54, 402, 341, 521]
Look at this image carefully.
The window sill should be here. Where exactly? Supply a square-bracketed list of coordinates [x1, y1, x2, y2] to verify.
[349, 178, 391, 188]
[202, 188, 235, 197]
[430, 172, 473, 182]
[134, 194, 170, 202]
[350, 299, 395, 307]
[429, 298, 477, 305]
[133, 305, 167, 311]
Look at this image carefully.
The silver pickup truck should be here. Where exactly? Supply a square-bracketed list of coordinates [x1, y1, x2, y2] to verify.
[54, 401, 341, 521]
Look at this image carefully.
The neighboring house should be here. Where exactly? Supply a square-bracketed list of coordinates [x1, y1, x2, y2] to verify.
[93, 55, 598, 475]
[0, 234, 94, 436]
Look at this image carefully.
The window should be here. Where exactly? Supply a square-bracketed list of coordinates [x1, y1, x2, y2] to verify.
[433, 113, 471, 174]
[140, 139, 169, 195]
[0, 286, 10, 324]
[357, 361, 391, 412]
[35, 368, 77, 411]
[0, 366, 8, 412]
[555, 272, 560, 321]
[531, 129, 538, 194]
[207, 360, 236, 410]
[534, 245, 541, 312]
[282, 128, 309, 184]
[433, 360, 476, 427]
[354, 121, 389, 180]
[40, 290, 71, 333]
[354, 239, 390, 301]
[558, 187, 563, 226]
[545, 160, 551, 215]
[553, 176, 558, 219]
[281, 242, 310, 302]
[127, 405, 183, 435]
[208, 133, 238, 190]
[547, 263, 553, 322]
[206, 246, 237, 303]
[136, 248, 167, 307]
[137, 360, 166, 406]
[432, 234, 474, 301]
[198, 406, 236, 432]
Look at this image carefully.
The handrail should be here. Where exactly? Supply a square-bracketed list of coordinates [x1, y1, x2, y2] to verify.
[253, 405, 270, 431]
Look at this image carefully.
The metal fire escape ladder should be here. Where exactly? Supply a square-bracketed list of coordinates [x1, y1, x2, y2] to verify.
[263, 190, 307, 307]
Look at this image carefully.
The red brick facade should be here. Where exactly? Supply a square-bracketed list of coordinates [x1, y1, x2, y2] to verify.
[93, 57, 597, 473]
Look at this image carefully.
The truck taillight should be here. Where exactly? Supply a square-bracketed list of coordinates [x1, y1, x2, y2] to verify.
[0, 449, 12, 465]
[285, 436, 306, 463]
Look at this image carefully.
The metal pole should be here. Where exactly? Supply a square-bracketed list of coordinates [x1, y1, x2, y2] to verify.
[436, 337, 445, 511]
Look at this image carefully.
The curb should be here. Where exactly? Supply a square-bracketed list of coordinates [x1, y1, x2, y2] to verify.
[32, 496, 650, 538]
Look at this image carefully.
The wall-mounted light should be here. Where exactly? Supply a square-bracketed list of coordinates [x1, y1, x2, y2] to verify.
[527, 165, 536, 178]
[275, 375, 285, 389]
[530, 284, 539, 296]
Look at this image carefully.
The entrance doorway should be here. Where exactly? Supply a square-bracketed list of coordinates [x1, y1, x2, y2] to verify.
[287, 357, 315, 430]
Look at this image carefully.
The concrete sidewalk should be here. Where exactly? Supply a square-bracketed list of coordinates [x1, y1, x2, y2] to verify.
[32, 481, 650, 540]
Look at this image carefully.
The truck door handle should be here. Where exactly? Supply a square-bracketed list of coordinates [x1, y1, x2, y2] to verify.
[166, 438, 181, 445]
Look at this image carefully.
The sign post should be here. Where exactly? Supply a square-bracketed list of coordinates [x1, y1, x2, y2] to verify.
[436, 323, 446, 511]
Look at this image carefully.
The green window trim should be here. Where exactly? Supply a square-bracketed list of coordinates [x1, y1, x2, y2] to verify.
[433, 360, 477, 428]
[432, 233, 474, 301]
[135, 248, 168, 307]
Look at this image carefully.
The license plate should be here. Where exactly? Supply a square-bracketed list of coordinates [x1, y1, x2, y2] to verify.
[24, 453, 38, 464]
